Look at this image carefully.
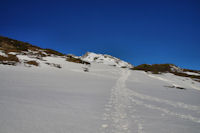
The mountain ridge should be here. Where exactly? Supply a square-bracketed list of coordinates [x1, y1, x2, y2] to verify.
[81, 52, 133, 68]
[1, 35, 200, 132]
[0, 35, 200, 82]
[0, 36, 133, 68]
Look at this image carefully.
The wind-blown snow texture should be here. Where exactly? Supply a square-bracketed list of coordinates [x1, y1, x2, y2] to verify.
[0, 56, 200, 133]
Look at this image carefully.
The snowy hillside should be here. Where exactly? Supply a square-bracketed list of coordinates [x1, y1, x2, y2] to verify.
[1, 36, 200, 133]
[82, 52, 133, 68]
[1, 62, 200, 133]
[0, 36, 133, 69]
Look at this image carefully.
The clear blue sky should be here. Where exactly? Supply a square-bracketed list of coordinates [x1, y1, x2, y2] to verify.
[0, 0, 200, 70]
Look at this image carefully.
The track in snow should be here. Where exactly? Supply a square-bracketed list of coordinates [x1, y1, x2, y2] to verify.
[101, 69, 200, 133]
[101, 70, 144, 133]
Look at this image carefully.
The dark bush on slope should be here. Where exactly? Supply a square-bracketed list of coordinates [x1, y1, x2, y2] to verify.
[25, 60, 39, 66]
[132, 64, 200, 82]
[66, 55, 90, 65]
[132, 64, 174, 74]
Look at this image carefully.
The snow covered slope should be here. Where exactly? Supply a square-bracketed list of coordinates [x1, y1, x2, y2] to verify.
[82, 52, 133, 68]
[1, 36, 200, 133]
[1, 62, 200, 133]
[0, 36, 133, 68]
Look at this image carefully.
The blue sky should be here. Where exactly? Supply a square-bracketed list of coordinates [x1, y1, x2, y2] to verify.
[0, 0, 200, 70]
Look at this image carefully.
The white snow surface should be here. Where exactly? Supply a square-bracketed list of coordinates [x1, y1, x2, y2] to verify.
[81, 52, 133, 68]
[0, 50, 8, 57]
[1, 56, 200, 133]
[184, 71, 200, 76]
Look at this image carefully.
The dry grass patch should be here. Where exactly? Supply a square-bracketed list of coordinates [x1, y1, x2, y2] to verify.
[0, 54, 19, 65]
[66, 55, 90, 65]
[132, 64, 173, 74]
[25, 60, 39, 66]
[132, 64, 200, 82]
[44, 49, 65, 56]
[0, 36, 41, 53]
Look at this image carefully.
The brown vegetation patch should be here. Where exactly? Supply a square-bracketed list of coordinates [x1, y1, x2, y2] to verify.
[25, 60, 39, 66]
[66, 55, 90, 65]
[0, 54, 19, 65]
[0, 36, 63, 57]
[44, 49, 64, 56]
[37, 51, 47, 57]
[0, 36, 40, 52]
[172, 72, 200, 81]
[182, 68, 200, 74]
[45, 62, 61, 68]
[132, 64, 174, 74]
[132, 64, 200, 82]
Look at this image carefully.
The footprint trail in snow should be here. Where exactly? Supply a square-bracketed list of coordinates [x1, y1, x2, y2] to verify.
[101, 70, 144, 133]
[101, 69, 200, 133]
